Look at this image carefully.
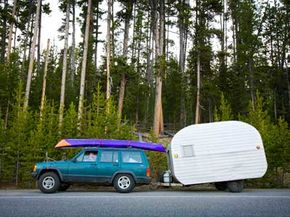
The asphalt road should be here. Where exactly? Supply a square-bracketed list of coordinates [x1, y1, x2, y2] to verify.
[0, 189, 290, 217]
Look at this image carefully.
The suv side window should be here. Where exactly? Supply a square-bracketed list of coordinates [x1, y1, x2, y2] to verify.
[76, 151, 98, 162]
[100, 151, 119, 163]
[122, 151, 142, 163]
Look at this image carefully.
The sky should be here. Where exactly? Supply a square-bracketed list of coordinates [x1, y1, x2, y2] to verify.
[41, 1, 85, 53]
[40, 0, 180, 64]
[41, 0, 108, 62]
[35, 0, 235, 67]
[12, 0, 283, 68]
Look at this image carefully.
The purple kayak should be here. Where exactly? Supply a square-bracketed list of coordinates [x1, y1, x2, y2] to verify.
[55, 139, 166, 153]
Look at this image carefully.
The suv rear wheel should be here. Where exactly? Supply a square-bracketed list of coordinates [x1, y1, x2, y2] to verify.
[38, 172, 60, 193]
[113, 174, 135, 193]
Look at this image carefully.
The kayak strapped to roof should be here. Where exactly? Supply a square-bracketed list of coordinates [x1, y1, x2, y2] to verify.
[55, 139, 166, 153]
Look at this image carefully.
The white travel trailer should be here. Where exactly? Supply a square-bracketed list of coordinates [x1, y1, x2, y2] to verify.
[167, 121, 268, 192]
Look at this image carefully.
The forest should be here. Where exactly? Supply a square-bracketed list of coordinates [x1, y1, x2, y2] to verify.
[0, 0, 289, 187]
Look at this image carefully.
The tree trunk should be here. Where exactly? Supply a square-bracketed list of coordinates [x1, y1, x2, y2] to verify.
[146, 9, 153, 84]
[21, 12, 32, 77]
[131, 4, 136, 61]
[195, 0, 201, 124]
[249, 55, 255, 103]
[40, 39, 50, 118]
[154, 76, 163, 136]
[6, 0, 17, 62]
[37, 0, 42, 72]
[4, 101, 9, 129]
[195, 53, 201, 124]
[70, 0, 76, 87]
[220, 0, 227, 69]
[13, 15, 18, 48]
[224, 0, 228, 68]
[118, 1, 133, 119]
[106, 0, 112, 101]
[273, 90, 277, 121]
[24, 0, 41, 110]
[94, 0, 99, 69]
[179, 0, 187, 127]
[59, 2, 70, 129]
[78, 0, 92, 123]
[284, 57, 290, 112]
[1, 0, 8, 62]
[153, 0, 165, 136]
[27, 15, 35, 66]
[111, 1, 115, 59]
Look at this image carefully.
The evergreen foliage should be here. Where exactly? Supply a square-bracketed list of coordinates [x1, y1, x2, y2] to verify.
[0, 0, 289, 187]
[244, 92, 290, 187]
[214, 92, 233, 121]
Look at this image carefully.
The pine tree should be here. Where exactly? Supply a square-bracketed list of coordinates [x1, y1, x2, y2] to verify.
[153, 0, 165, 136]
[7, 82, 32, 185]
[106, 0, 113, 102]
[40, 39, 50, 118]
[59, 0, 70, 129]
[214, 93, 233, 121]
[24, 0, 41, 109]
[78, 0, 92, 125]
[118, 0, 134, 119]
[6, 0, 18, 62]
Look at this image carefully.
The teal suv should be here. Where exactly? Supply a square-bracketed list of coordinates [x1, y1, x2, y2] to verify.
[32, 148, 151, 193]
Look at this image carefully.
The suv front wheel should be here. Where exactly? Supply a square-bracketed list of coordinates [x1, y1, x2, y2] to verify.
[38, 172, 60, 193]
[113, 174, 135, 193]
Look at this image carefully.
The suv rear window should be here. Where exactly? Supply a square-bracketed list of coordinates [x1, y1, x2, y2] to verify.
[122, 151, 142, 163]
[100, 151, 119, 163]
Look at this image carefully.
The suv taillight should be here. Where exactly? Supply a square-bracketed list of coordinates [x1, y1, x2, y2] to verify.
[146, 168, 151, 177]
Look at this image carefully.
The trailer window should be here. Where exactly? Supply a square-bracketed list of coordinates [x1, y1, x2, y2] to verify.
[183, 145, 194, 157]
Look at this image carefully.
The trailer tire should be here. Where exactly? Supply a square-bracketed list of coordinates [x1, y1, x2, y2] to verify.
[215, 182, 227, 191]
[227, 180, 244, 193]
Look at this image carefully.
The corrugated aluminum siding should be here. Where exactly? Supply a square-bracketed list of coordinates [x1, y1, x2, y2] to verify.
[170, 121, 267, 185]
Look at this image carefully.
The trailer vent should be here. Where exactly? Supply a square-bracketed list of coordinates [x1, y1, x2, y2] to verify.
[183, 145, 194, 157]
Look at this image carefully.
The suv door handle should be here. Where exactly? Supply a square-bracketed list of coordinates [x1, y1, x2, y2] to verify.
[113, 162, 119, 166]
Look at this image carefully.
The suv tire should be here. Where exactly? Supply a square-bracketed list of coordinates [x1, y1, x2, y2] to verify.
[38, 172, 60, 193]
[227, 180, 244, 193]
[113, 174, 135, 193]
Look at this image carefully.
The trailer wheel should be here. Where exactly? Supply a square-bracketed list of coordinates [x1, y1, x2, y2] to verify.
[227, 180, 244, 193]
[214, 182, 227, 191]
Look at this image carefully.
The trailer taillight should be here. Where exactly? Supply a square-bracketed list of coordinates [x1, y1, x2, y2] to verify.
[146, 168, 151, 177]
